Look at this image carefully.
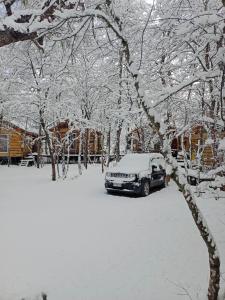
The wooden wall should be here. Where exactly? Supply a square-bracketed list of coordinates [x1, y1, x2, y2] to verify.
[51, 124, 102, 155]
[0, 127, 33, 158]
[130, 125, 225, 168]
[180, 126, 225, 167]
[130, 128, 144, 153]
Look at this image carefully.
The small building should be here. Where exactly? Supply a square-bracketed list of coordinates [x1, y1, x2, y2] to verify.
[0, 120, 37, 164]
[174, 124, 225, 167]
[42, 121, 102, 161]
[128, 124, 225, 168]
[128, 127, 161, 153]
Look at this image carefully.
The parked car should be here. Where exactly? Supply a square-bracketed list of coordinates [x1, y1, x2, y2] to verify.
[105, 153, 166, 196]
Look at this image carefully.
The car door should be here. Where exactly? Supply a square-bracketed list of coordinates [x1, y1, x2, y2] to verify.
[150, 159, 165, 187]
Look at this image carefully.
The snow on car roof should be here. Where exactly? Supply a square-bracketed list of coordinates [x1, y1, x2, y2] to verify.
[110, 153, 165, 173]
[122, 153, 164, 159]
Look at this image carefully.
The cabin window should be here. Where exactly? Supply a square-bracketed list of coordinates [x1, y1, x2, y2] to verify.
[0, 135, 8, 153]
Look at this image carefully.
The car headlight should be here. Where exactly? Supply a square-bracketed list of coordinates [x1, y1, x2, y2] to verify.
[128, 173, 137, 179]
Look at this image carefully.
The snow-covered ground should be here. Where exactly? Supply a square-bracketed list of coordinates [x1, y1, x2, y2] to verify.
[0, 165, 224, 300]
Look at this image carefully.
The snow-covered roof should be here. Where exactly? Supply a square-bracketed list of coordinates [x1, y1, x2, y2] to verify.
[109, 153, 164, 174]
[0, 120, 37, 136]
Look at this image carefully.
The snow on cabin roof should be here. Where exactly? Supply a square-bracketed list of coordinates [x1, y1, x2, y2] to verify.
[0, 120, 37, 136]
[177, 119, 225, 136]
[49, 120, 102, 134]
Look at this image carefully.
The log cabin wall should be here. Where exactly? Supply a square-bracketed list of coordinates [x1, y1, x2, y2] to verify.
[188, 127, 212, 167]
[129, 125, 225, 168]
[0, 127, 33, 158]
[129, 127, 166, 153]
[50, 123, 102, 155]
[130, 128, 144, 153]
[86, 129, 102, 155]
[181, 126, 225, 167]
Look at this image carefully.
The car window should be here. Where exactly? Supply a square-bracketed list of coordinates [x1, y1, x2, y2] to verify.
[151, 158, 165, 169]
[151, 158, 160, 170]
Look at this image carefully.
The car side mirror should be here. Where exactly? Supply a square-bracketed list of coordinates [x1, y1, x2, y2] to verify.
[152, 165, 157, 172]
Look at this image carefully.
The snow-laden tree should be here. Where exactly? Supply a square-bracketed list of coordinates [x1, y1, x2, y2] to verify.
[0, 0, 224, 298]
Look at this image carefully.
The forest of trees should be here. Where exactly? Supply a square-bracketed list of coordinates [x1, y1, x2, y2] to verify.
[0, 0, 225, 299]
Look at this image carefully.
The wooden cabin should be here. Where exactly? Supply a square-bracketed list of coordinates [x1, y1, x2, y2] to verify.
[129, 128, 144, 153]
[129, 127, 161, 153]
[0, 121, 37, 164]
[161, 125, 225, 168]
[173, 125, 225, 167]
[47, 121, 102, 158]
[129, 124, 225, 168]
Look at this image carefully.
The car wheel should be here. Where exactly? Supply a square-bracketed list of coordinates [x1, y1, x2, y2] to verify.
[140, 180, 150, 197]
[161, 176, 166, 188]
[106, 189, 113, 194]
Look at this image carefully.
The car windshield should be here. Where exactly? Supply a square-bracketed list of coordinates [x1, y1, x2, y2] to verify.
[117, 154, 150, 169]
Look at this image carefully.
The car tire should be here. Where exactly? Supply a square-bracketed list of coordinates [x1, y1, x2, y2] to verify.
[106, 189, 113, 194]
[140, 180, 150, 197]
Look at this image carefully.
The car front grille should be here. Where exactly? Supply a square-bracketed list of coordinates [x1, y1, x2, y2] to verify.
[111, 173, 129, 178]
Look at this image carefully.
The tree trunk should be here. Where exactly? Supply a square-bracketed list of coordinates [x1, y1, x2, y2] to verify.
[49, 145, 56, 181]
[0, 30, 37, 48]
[40, 115, 56, 181]
[56, 154, 60, 178]
[78, 130, 83, 175]
[36, 125, 42, 169]
[49, 150, 56, 181]
[106, 127, 111, 167]
[185, 189, 220, 300]
[115, 123, 122, 162]
[7, 134, 11, 167]
[101, 134, 104, 173]
[61, 148, 66, 178]
[83, 128, 89, 169]
[172, 172, 220, 300]
[65, 144, 70, 178]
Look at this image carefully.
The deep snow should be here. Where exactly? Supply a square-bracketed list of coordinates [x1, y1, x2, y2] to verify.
[0, 165, 224, 300]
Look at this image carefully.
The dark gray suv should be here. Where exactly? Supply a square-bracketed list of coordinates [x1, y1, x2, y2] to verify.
[105, 153, 166, 196]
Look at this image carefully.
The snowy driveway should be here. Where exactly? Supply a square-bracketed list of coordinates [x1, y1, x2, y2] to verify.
[0, 166, 209, 300]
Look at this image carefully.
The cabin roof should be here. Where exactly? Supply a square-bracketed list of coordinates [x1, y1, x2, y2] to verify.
[49, 120, 102, 134]
[0, 120, 38, 137]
